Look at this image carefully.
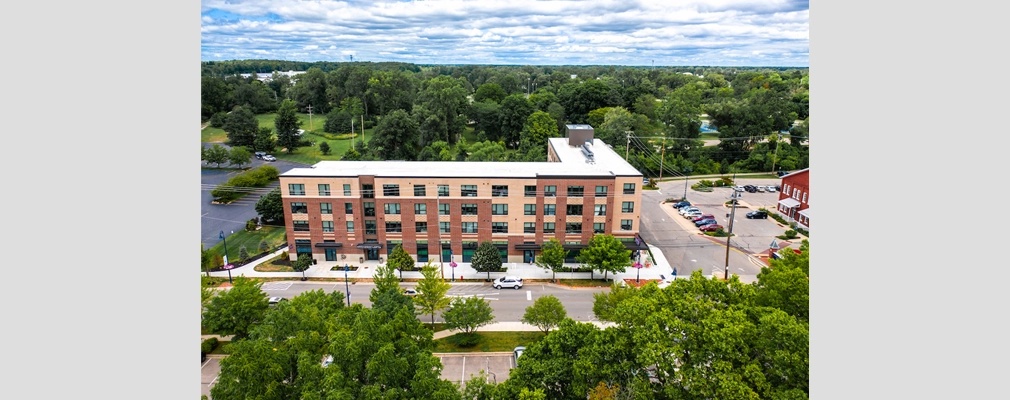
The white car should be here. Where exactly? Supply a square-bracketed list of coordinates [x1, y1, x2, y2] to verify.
[756, 186, 766, 192]
[679, 207, 699, 216]
[404, 288, 419, 297]
[494, 276, 524, 290]
[263, 155, 277, 162]
[514, 346, 526, 364]
[734, 185, 745, 192]
[683, 210, 702, 219]
[766, 186, 777, 193]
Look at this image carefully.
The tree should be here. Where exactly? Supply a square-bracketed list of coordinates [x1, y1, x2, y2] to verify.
[471, 240, 504, 281]
[228, 146, 252, 168]
[258, 240, 269, 253]
[319, 141, 331, 155]
[576, 234, 631, 280]
[473, 82, 507, 103]
[466, 101, 502, 141]
[223, 106, 259, 147]
[238, 245, 250, 262]
[202, 75, 231, 120]
[519, 110, 559, 152]
[442, 295, 495, 337]
[416, 75, 468, 143]
[274, 99, 303, 153]
[323, 108, 352, 134]
[467, 140, 508, 161]
[341, 146, 362, 161]
[535, 238, 568, 281]
[292, 253, 312, 281]
[202, 144, 230, 168]
[370, 109, 419, 160]
[201, 244, 214, 277]
[255, 187, 284, 223]
[521, 295, 567, 334]
[498, 94, 535, 148]
[252, 127, 276, 153]
[369, 262, 401, 303]
[201, 276, 269, 339]
[385, 243, 415, 280]
[597, 106, 634, 146]
[414, 262, 451, 326]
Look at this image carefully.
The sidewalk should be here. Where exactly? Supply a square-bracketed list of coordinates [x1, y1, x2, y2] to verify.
[431, 321, 616, 340]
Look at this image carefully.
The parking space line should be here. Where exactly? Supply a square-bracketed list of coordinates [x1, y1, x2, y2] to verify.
[461, 357, 466, 384]
[526, 291, 531, 301]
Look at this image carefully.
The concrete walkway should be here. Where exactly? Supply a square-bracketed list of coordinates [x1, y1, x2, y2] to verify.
[431, 321, 616, 340]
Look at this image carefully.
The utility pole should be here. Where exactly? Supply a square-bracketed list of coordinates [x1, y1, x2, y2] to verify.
[361, 115, 365, 145]
[682, 167, 691, 200]
[724, 171, 738, 280]
[658, 137, 666, 183]
[306, 105, 313, 131]
[625, 131, 631, 160]
[771, 134, 782, 174]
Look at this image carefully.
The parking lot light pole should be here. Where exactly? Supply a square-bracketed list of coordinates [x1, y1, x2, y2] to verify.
[344, 264, 351, 306]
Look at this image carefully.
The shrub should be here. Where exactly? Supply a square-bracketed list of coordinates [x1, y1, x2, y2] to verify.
[320, 142, 331, 155]
[259, 240, 269, 253]
[201, 337, 219, 353]
[239, 246, 250, 262]
[245, 219, 257, 231]
[210, 112, 228, 128]
[281, 251, 289, 260]
[796, 227, 809, 237]
[717, 177, 734, 186]
[364, 120, 375, 129]
[783, 229, 797, 238]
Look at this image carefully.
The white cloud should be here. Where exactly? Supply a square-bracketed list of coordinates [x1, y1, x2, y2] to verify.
[303, 45, 318, 50]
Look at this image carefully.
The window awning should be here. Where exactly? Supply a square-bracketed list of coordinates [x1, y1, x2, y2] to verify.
[314, 242, 342, 248]
[623, 241, 649, 250]
[514, 244, 541, 250]
[355, 243, 383, 249]
[798, 208, 810, 218]
[778, 198, 801, 208]
[562, 244, 586, 250]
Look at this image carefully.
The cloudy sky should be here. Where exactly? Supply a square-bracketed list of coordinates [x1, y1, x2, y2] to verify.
[201, 0, 808, 66]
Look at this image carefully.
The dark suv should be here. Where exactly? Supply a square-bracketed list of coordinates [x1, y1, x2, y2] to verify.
[746, 210, 768, 219]
[672, 201, 691, 209]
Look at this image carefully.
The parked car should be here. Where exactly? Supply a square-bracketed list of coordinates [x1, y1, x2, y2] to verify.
[695, 218, 718, 227]
[494, 276, 524, 290]
[671, 201, 691, 209]
[734, 185, 745, 192]
[766, 186, 777, 193]
[254, 151, 266, 159]
[404, 288, 419, 297]
[692, 214, 715, 223]
[746, 211, 768, 219]
[268, 296, 286, 306]
[683, 210, 703, 219]
[643, 177, 651, 185]
[514, 346, 527, 364]
[699, 224, 724, 232]
[745, 186, 758, 193]
[756, 186, 766, 192]
[679, 206, 699, 216]
[263, 155, 277, 162]
[777, 171, 789, 177]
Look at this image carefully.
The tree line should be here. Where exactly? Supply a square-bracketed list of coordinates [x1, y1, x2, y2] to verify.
[203, 62, 809, 174]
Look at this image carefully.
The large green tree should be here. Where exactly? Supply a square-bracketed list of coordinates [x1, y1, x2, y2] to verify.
[292, 253, 312, 281]
[576, 234, 631, 281]
[274, 99, 303, 153]
[519, 110, 559, 152]
[535, 238, 568, 281]
[202, 144, 230, 168]
[253, 127, 276, 153]
[498, 94, 535, 148]
[473, 82, 507, 103]
[442, 295, 495, 336]
[471, 240, 504, 281]
[223, 106, 259, 147]
[201, 276, 269, 339]
[521, 295, 567, 334]
[370, 109, 419, 160]
[255, 187, 284, 223]
[416, 75, 468, 143]
[385, 243, 415, 280]
[414, 262, 451, 326]
[228, 146, 252, 168]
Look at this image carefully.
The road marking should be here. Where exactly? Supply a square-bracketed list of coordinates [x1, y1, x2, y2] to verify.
[263, 282, 293, 290]
[209, 376, 219, 387]
[462, 356, 466, 384]
[738, 268, 745, 271]
[691, 260, 697, 262]
[526, 291, 532, 301]
[201, 359, 210, 368]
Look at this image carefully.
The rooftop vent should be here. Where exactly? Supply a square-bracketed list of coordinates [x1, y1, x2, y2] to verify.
[581, 143, 595, 164]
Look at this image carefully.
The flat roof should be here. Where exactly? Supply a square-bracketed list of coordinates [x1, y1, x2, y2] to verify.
[281, 138, 642, 178]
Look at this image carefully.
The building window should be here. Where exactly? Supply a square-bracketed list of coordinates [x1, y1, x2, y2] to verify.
[345, 203, 353, 214]
[319, 184, 331, 196]
[361, 184, 374, 199]
[440, 222, 451, 233]
[491, 222, 508, 234]
[415, 222, 428, 233]
[567, 186, 584, 197]
[439, 203, 450, 215]
[438, 184, 449, 197]
[544, 185, 556, 197]
[524, 204, 536, 215]
[414, 203, 426, 215]
[364, 221, 377, 235]
[383, 184, 400, 197]
[594, 204, 607, 216]
[566, 222, 582, 234]
[623, 183, 635, 195]
[595, 186, 608, 197]
[295, 239, 312, 257]
[621, 219, 633, 231]
[384, 203, 401, 215]
[462, 222, 477, 233]
[385, 222, 402, 233]
[291, 202, 307, 214]
[492, 204, 508, 215]
[793, 188, 799, 199]
[414, 185, 426, 197]
[293, 220, 309, 232]
[346, 221, 355, 233]
[803, 192, 808, 203]
[322, 221, 334, 233]
[566, 204, 583, 216]
[417, 247, 429, 262]
[343, 184, 351, 196]
[289, 184, 305, 196]
[544, 204, 556, 216]
[593, 223, 605, 234]
[622, 202, 635, 213]
[783, 184, 790, 194]
[543, 222, 555, 234]
[461, 185, 477, 197]
[461, 204, 478, 215]
[524, 222, 536, 234]
[525, 185, 537, 197]
[363, 202, 375, 216]
[492, 185, 508, 197]
[320, 202, 332, 214]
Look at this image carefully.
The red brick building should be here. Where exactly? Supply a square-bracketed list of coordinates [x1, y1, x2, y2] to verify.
[777, 168, 810, 229]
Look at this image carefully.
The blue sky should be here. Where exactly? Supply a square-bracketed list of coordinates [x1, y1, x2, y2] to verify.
[201, 0, 808, 66]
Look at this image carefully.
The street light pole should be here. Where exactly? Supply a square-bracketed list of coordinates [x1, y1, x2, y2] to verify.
[219, 230, 232, 284]
[344, 264, 351, 306]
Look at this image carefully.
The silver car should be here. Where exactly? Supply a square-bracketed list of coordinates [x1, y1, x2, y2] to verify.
[494, 276, 524, 290]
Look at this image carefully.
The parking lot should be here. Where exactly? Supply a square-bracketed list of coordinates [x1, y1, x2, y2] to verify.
[436, 352, 515, 387]
[201, 356, 221, 398]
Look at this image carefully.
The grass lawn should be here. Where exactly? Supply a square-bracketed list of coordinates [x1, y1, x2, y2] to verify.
[208, 226, 287, 265]
[254, 253, 295, 272]
[433, 331, 546, 353]
[555, 279, 622, 288]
